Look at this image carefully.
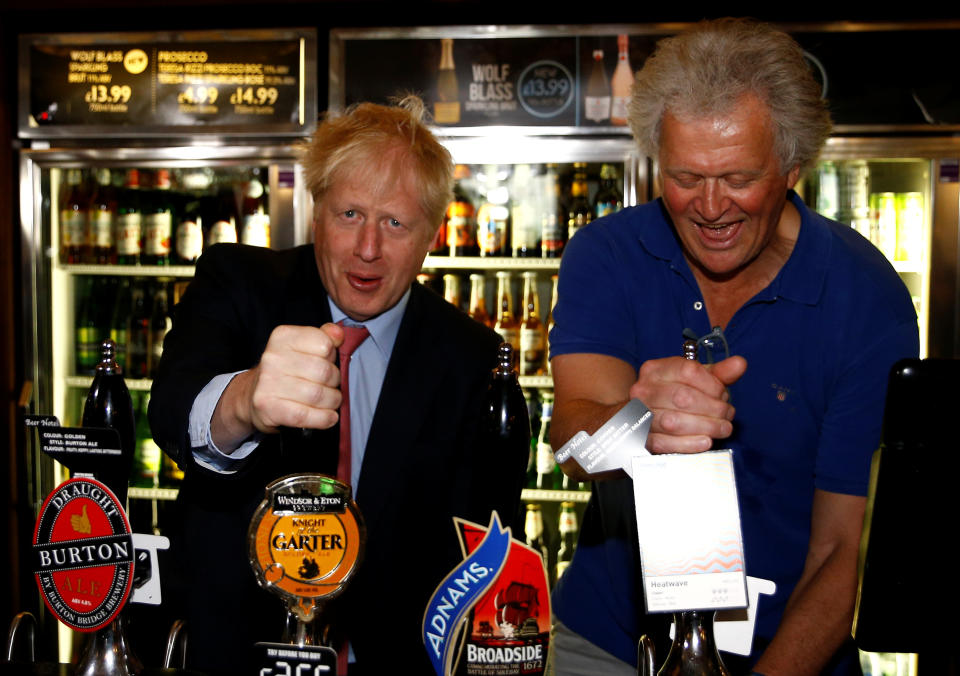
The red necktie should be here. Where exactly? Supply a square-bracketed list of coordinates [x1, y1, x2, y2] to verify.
[336, 324, 368, 675]
[336, 323, 370, 486]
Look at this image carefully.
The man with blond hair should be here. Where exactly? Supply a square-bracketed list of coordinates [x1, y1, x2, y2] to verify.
[151, 97, 525, 675]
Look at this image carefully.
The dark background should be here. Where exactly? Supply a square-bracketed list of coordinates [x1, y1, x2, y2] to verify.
[2, 0, 959, 666]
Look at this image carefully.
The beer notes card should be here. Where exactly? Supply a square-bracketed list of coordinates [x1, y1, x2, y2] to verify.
[632, 450, 748, 613]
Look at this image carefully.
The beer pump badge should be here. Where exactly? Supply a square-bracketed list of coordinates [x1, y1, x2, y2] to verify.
[249, 474, 364, 608]
[423, 512, 551, 676]
[32, 477, 135, 632]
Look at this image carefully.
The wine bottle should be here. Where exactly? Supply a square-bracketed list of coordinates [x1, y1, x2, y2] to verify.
[60, 169, 88, 264]
[115, 169, 142, 265]
[87, 168, 116, 265]
[585, 49, 611, 123]
[142, 169, 173, 265]
[434, 38, 461, 124]
[611, 34, 634, 126]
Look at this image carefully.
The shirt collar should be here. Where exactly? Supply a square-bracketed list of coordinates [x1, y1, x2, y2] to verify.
[328, 287, 410, 360]
[640, 191, 829, 305]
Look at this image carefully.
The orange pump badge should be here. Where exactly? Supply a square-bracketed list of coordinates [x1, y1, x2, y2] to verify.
[253, 510, 361, 598]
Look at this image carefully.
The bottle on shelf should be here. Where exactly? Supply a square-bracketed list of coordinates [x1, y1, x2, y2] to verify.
[493, 271, 520, 360]
[541, 165, 566, 259]
[206, 188, 239, 246]
[60, 168, 88, 264]
[149, 284, 172, 379]
[175, 198, 204, 265]
[442, 273, 461, 310]
[567, 163, 593, 242]
[556, 501, 579, 581]
[130, 391, 162, 489]
[519, 272, 545, 376]
[142, 168, 173, 265]
[87, 168, 116, 265]
[524, 503, 549, 572]
[477, 165, 510, 257]
[434, 38, 461, 125]
[594, 164, 624, 219]
[510, 164, 540, 258]
[445, 165, 477, 257]
[126, 280, 151, 380]
[110, 277, 132, 373]
[467, 273, 492, 328]
[585, 49, 611, 124]
[240, 169, 271, 248]
[115, 169, 143, 265]
[75, 276, 100, 376]
[535, 389, 560, 490]
[523, 387, 540, 488]
[610, 34, 634, 126]
[81, 339, 136, 506]
[547, 274, 558, 376]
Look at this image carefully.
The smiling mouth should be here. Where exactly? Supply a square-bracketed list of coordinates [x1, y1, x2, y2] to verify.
[696, 220, 742, 241]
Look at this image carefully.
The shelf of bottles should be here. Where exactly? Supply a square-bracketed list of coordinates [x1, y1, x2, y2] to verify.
[422, 159, 626, 508]
[52, 163, 276, 509]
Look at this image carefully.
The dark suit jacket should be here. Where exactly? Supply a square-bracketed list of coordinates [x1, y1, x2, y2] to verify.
[149, 243, 526, 675]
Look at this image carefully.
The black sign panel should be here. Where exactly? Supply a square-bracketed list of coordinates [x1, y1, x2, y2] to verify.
[339, 33, 661, 129]
[20, 29, 316, 137]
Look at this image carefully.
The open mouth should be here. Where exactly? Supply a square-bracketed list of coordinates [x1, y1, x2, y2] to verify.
[696, 220, 742, 243]
[348, 273, 382, 290]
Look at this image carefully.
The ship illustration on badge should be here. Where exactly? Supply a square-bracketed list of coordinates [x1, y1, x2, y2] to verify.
[248, 474, 365, 623]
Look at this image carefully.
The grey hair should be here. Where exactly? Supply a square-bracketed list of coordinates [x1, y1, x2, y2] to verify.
[628, 18, 832, 174]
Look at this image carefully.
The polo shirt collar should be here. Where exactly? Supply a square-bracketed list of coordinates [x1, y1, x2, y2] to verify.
[640, 191, 829, 306]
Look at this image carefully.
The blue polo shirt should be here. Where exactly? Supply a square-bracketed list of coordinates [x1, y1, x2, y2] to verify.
[549, 192, 919, 669]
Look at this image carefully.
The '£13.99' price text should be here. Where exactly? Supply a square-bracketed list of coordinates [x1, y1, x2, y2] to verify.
[84, 85, 132, 104]
[229, 86, 279, 106]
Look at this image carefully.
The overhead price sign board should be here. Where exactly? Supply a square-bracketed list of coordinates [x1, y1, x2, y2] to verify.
[330, 27, 664, 131]
[19, 29, 317, 138]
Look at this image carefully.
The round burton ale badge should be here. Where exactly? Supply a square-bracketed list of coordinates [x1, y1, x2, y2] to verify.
[32, 477, 134, 632]
[248, 474, 365, 620]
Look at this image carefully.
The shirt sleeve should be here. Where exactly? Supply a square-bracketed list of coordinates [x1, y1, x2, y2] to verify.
[188, 370, 263, 474]
[549, 222, 643, 370]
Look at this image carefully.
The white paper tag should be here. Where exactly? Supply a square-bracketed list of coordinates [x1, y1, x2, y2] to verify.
[632, 451, 748, 612]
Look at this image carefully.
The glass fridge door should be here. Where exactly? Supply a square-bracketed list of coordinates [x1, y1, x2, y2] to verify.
[799, 142, 951, 359]
[20, 147, 308, 517]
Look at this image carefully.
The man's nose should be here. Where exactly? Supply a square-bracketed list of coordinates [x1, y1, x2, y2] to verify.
[355, 222, 381, 261]
[697, 180, 728, 222]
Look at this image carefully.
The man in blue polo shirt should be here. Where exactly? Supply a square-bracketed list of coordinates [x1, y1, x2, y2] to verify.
[548, 18, 919, 676]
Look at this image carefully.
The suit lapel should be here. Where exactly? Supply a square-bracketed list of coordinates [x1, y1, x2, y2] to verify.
[357, 284, 444, 528]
